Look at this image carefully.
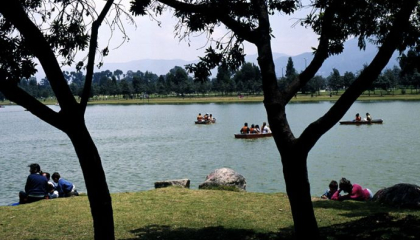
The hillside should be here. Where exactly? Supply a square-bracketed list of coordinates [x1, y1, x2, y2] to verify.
[272, 38, 401, 78]
[34, 38, 401, 80]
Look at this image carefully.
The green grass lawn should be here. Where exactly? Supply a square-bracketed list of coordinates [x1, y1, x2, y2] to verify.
[1, 188, 419, 239]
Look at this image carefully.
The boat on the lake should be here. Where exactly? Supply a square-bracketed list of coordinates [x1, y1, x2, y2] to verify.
[195, 119, 216, 124]
[339, 119, 383, 125]
[234, 133, 273, 139]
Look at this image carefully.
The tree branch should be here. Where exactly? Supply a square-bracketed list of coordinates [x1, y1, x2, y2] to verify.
[0, 1, 78, 112]
[299, 0, 418, 152]
[282, 2, 337, 102]
[0, 80, 62, 130]
[252, 0, 280, 102]
[156, 0, 258, 43]
[81, 0, 115, 113]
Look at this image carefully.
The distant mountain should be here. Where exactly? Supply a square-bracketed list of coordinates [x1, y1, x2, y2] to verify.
[272, 38, 401, 77]
[34, 38, 400, 80]
[96, 52, 288, 77]
[245, 52, 288, 64]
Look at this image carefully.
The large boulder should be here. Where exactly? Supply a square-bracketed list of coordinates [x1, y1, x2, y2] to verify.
[154, 179, 190, 189]
[199, 168, 246, 191]
[372, 183, 420, 209]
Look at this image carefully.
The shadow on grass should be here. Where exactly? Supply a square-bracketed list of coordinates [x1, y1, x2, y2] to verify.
[319, 213, 420, 240]
[312, 200, 399, 218]
[123, 213, 420, 240]
[125, 225, 292, 240]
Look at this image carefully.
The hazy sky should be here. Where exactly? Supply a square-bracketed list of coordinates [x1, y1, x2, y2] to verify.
[96, 1, 319, 63]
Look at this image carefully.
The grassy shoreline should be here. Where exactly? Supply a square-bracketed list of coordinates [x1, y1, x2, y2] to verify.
[1, 188, 419, 239]
[2, 93, 420, 106]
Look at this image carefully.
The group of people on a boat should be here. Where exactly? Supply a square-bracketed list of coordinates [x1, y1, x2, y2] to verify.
[240, 122, 271, 134]
[354, 112, 372, 122]
[13, 163, 78, 205]
[196, 113, 215, 123]
[321, 178, 373, 201]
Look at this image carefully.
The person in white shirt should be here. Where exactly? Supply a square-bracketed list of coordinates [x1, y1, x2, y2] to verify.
[261, 122, 271, 133]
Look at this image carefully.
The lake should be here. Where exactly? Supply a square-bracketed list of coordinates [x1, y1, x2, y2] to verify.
[1, 101, 419, 206]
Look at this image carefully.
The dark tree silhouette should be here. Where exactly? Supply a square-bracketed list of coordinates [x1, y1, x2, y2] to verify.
[0, 1, 133, 239]
[327, 68, 343, 94]
[285, 57, 297, 85]
[131, 0, 420, 238]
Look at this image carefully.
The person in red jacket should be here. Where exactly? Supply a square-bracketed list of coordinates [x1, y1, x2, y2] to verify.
[355, 113, 362, 122]
[331, 178, 372, 201]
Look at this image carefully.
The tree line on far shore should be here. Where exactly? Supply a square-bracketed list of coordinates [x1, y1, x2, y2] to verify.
[1, 50, 419, 102]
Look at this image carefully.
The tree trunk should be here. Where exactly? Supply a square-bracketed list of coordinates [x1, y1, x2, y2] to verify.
[282, 149, 320, 239]
[255, 20, 321, 237]
[65, 117, 115, 240]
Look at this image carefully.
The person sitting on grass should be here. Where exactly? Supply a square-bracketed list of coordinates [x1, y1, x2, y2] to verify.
[321, 180, 338, 199]
[51, 172, 79, 197]
[42, 171, 58, 199]
[47, 182, 59, 199]
[19, 163, 48, 204]
[331, 178, 372, 201]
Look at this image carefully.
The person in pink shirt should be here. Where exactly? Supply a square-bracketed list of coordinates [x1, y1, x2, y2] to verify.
[331, 178, 373, 201]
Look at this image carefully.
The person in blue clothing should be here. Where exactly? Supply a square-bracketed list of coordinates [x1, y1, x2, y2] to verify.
[321, 180, 338, 199]
[51, 172, 79, 197]
[19, 163, 48, 204]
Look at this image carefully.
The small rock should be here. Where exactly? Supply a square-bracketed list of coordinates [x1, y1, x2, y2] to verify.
[199, 168, 246, 191]
[154, 179, 190, 189]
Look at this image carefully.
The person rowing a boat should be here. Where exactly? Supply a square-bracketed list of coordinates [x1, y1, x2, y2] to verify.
[354, 113, 362, 122]
[255, 125, 261, 133]
[262, 122, 271, 133]
[240, 123, 250, 134]
[197, 113, 203, 122]
[250, 124, 256, 133]
[366, 113, 372, 122]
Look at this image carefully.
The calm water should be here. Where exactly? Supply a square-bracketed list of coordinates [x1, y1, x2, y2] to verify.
[1, 101, 419, 206]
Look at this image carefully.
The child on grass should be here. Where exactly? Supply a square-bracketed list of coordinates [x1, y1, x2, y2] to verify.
[321, 180, 338, 199]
